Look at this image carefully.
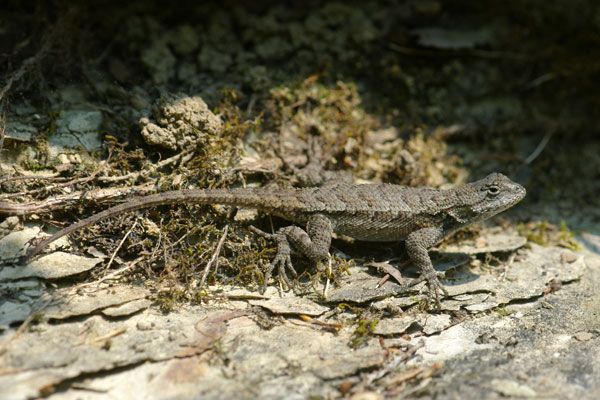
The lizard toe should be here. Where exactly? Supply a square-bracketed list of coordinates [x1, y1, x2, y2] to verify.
[273, 253, 297, 288]
[426, 281, 442, 310]
[426, 275, 448, 310]
[249, 225, 273, 239]
[260, 261, 276, 294]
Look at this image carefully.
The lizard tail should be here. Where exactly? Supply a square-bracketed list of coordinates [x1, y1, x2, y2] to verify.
[23, 187, 297, 262]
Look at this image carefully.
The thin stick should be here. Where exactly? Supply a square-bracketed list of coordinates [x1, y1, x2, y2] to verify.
[0, 183, 154, 215]
[388, 42, 530, 61]
[105, 221, 137, 270]
[525, 130, 553, 165]
[96, 149, 193, 183]
[0, 174, 70, 185]
[323, 255, 332, 298]
[200, 224, 229, 287]
[71, 257, 144, 291]
[90, 328, 127, 344]
[0, 110, 5, 152]
[0, 154, 110, 200]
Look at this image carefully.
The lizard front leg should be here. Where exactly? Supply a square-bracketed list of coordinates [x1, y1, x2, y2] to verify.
[279, 135, 352, 187]
[404, 226, 449, 308]
[251, 214, 333, 292]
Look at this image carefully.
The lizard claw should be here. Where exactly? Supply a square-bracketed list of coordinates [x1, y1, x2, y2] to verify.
[407, 271, 448, 310]
[260, 246, 298, 293]
[251, 226, 298, 293]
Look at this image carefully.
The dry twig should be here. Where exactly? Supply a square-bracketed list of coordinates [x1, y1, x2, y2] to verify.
[105, 221, 137, 270]
[200, 224, 229, 287]
[0, 183, 155, 215]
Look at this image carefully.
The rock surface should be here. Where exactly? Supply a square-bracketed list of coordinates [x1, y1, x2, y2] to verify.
[1, 231, 598, 400]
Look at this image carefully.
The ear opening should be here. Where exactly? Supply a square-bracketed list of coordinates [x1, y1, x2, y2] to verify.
[446, 208, 467, 224]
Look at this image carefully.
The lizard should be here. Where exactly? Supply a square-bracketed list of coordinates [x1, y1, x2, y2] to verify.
[20, 172, 526, 306]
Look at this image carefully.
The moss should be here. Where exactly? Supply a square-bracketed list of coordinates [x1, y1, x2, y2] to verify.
[266, 77, 379, 178]
[518, 220, 581, 251]
[351, 317, 379, 349]
[494, 305, 511, 318]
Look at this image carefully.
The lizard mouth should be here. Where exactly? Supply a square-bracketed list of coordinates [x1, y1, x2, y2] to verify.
[513, 183, 527, 204]
[496, 181, 526, 213]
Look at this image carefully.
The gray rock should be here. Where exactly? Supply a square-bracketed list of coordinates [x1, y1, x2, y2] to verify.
[250, 297, 329, 316]
[49, 110, 103, 151]
[0, 252, 102, 280]
[0, 301, 31, 327]
[102, 299, 152, 317]
[441, 231, 527, 254]
[4, 120, 37, 141]
[44, 286, 149, 320]
[488, 379, 537, 397]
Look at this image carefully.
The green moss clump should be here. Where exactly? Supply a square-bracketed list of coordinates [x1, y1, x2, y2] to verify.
[518, 220, 580, 251]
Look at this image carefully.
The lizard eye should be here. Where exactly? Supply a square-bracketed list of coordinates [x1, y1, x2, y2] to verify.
[487, 185, 500, 196]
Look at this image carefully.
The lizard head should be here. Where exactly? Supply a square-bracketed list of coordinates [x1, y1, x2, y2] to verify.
[469, 173, 526, 220]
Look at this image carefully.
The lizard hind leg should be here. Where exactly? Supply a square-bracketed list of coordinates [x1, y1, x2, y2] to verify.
[250, 214, 333, 292]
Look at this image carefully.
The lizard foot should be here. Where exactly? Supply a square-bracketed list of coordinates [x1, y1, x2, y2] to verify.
[249, 226, 298, 293]
[406, 271, 449, 310]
